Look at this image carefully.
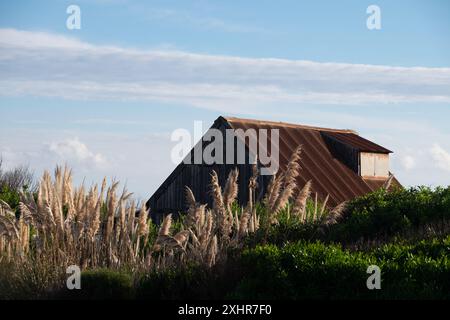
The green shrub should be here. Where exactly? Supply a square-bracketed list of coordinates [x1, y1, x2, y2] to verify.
[232, 242, 370, 299]
[58, 269, 134, 300]
[228, 245, 290, 299]
[256, 187, 450, 246]
[0, 185, 21, 211]
[232, 238, 450, 300]
[136, 267, 209, 300]
[332, 187, 450, 242]
[135, 261, 242, 300]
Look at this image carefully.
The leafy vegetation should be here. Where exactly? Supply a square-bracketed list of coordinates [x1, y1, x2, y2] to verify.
[252, 187, 450, 247]
[232, 238, 450, 300]
[60, 269, 134, 300]
[0, 161, 36, 212]
[331, 186, 450, 241]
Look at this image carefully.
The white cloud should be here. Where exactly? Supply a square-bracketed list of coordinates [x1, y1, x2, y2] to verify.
[0, 131, 175, 199]
[430, 143, 450, 173]
[48, 138, 107, 168]
[401, 155, 416, 171]
[1, 28, 450, 112]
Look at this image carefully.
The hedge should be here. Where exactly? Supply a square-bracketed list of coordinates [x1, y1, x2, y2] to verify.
[232, 238, 450, 300]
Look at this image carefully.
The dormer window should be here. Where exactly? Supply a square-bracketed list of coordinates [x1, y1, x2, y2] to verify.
[359, 152, 389, 178]
[321, 131, 392, 177]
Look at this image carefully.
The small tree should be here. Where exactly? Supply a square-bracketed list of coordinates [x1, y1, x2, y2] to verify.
[0, 158, 37, 193]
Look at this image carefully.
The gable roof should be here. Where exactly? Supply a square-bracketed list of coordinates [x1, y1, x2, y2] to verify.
[224, 117, 392, 153]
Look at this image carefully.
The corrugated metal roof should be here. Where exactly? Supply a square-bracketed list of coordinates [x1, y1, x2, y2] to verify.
[321, 131, 392, 153]
[363, 176, 401, 190]
[224, 117, 358, 134]
[224, 116, 397, 206]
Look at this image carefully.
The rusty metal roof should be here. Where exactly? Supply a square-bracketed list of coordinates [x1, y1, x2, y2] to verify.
[224, 116, 397, 206]
[321, 131, 392, 153]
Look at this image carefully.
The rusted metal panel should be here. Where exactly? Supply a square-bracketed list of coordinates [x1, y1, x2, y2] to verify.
[225, 117, 397, 206]
[363, 176, 401, 190]
[322, 131, 392, 154]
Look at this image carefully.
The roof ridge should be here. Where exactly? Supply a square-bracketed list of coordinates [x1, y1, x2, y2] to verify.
[223, 116, 358, 134]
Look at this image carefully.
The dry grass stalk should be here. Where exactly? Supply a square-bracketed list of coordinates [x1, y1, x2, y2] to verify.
[318, 201, 348, 234]
[264, 145, 302, 225]
[210, 170, 232, 243]
[247, 164, 259, 213]
[223, 168, 239, 212]
[319, 194, 330, 219]
[293, 180, 312, 221]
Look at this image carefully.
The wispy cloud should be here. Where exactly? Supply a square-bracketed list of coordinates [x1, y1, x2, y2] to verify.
[1, 28, 450, 113]
[72, 118, 154, 126]
[48, 137, 107, 168]
[401, 155, 416, 171]
[0, 130, 176, 198]
[430, 143, 450, 172]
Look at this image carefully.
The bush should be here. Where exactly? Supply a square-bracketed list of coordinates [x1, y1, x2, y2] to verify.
[232, 242, 369, 299]
[136, 267, 208, 300]
[58, 269, 134, 300]
[255, 187, 450, 246]
[0, 185, 21, 211]
[0, 162, 36, 193]
[135, 261, 242, 300]
[332, 187, 450, 242]
[0, 162, 37, 211]
[231, 238, 450, 300]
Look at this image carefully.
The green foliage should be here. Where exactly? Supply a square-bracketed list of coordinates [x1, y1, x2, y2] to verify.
[136, 266, 210, 300]
[329, 186, 450, 242]
[135, 259, 242, 300]
[232, 242, 370, 299]
[248, 197, 330, 246]
[59, 269, 134, 300]
[253, 187, 450, 246]
[0, 185, 21, 211]
[231, 237, 450, 300]
[0, 162, 37, 211]
[370, 237, 450, 299]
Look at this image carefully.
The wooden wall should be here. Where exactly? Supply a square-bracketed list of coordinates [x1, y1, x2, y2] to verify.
[147, 120, 270, 222]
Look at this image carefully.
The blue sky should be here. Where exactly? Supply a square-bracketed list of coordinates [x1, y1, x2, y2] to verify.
[1, 0, 450, 200]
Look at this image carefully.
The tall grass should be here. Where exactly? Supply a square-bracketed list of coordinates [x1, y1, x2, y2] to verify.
[0, 148, 343, 298]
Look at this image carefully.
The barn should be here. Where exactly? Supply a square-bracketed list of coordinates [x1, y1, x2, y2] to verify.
[147, 116, 399, 220]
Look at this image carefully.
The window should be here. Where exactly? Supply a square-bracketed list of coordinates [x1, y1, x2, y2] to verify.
[360, 152, 389, 177]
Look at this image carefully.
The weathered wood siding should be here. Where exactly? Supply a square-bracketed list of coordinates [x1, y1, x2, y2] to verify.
[321, 132, 359, 174]
[147, 119, 270, 222]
